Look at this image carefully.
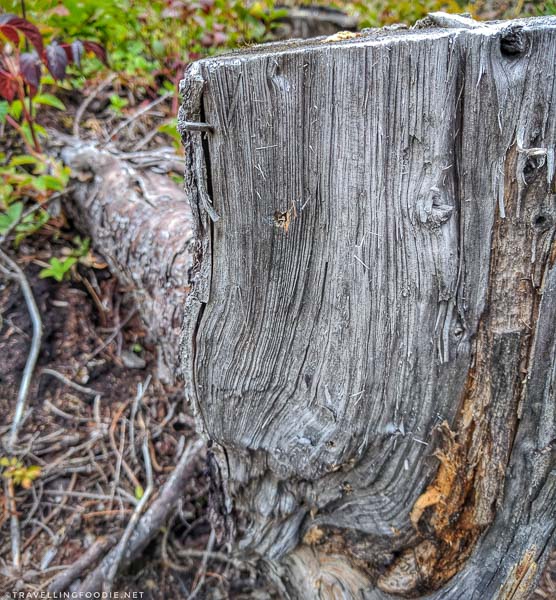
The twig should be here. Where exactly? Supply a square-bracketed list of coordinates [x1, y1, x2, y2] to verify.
[74, 73, 117, 138]
[104, 433, 154, 592]
[41, 489, 136, 504]
[43, 399, 92, 423]
[0, 249, 42, 450]
[135, 121, 166, 150]
[109, 420, 125, 511]
[23, 474, 78, 551]
[188, 529, 216, 600]
[103, 92, 171, 145]
[84, 308, 137, 363]
[48, 536, 116, 594]
[40, 368, 101, 397]
[130, 375, 151, 465]
[79, 438, 204, 593]
[109, 400, 141, 492]
[5, 478, 20, 573]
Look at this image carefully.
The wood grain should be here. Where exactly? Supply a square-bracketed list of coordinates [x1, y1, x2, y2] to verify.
[179, 15, 556, 598]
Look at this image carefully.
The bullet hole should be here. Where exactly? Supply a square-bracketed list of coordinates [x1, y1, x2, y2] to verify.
[500, 26, 527, 57]
[532, 213, 552, 231]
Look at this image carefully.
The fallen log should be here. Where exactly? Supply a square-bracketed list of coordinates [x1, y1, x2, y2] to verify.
[60, 141, 194, 382]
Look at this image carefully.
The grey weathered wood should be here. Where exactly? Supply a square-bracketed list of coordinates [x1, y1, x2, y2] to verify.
[179, 15, 556, 599]
[61, 142, 194, 382]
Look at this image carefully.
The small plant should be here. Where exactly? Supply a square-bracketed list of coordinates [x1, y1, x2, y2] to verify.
[0, 456, 41, 489]
[109, 92, 129, 114]
[0, 12, 105, 152]
[38, 235, 93, 281]
[39, 255, 77, 281]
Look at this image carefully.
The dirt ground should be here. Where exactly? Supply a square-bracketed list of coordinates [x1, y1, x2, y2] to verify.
[0, 232, 270, 598]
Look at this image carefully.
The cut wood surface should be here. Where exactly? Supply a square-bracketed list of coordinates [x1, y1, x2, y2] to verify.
[179, 15, 556, 599]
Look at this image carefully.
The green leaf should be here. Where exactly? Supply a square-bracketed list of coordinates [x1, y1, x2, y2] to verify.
[72, 235, 91, 257]
[0, 101, 8, 125]
[0, 202, 23, 234]
[33, 94, 66, 111]
[39, 256, 77, 282]
[34, 175, 66, 192]
[8, 100, 22, 121]
[134, 485, 144, 500]
[9, 155, 39, 167]
[15, 209, 49, 246]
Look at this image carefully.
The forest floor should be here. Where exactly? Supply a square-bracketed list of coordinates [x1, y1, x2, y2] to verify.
[0, 237, 269, 598]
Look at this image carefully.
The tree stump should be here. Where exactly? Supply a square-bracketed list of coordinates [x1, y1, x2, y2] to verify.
[179, 15, 556, 599]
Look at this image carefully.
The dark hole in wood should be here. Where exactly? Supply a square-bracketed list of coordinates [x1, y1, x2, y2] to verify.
[500, 27, 527, 57]
[533, 213, 552, 230]
[524, 158, 540, 183]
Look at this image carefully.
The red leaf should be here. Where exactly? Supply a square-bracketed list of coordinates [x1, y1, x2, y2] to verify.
[45, 42, 68, 80]
[82, 41, 107, 65]
[0, 14, 43, 55]
[0, 69, 18, 101]
[20, 51, 41, 90]
[60, 41, 84, 67]
[0, 24, 20, 46]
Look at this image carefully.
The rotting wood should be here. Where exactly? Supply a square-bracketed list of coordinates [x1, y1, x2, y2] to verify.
[179, 14, 556, 599]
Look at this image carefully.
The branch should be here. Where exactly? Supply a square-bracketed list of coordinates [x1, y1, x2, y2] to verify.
[78, 438, 204, 593]
[48, 535, 117, 594]
[0, 249, 42, 450]
[103, 433, 154, 592]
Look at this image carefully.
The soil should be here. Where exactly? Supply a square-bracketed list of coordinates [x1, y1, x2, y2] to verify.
[0, 233, 268, 598]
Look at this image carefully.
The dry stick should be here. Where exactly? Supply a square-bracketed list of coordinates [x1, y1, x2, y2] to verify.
[188, 528, 216, 600]
[40, 368, 101, 397]
[4, 478, 20, 572]
[103, 434, 154, 593]
[0, 249, 42, 451]
[102, 92, 171, 146]
[85, 308, 137, 363]
[130, 375, 151, 465]
[73, 73, 117, 138]
[22, 473, 78, 552]
[109, 400, 141, 491]
[79, 437, 204, 593]
[48, 535, 117, 594]
[43, 399, 93, 423]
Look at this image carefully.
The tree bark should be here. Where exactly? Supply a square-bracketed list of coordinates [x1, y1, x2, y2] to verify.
[178, 15, 556, 599]
[60, 141, 194, 382]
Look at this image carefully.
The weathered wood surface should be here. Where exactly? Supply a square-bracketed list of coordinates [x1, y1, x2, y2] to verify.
[61, 142, 194, 382]
[179, 15, 556, 599]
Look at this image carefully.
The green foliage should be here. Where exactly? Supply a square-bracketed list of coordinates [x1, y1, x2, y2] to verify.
[0, 456, 42, 489]
[38, 236, 92, 281]
[39, 255, 77, 281]
[345, 0, 466, 27]
[109, 93, 129, 114]
[0, 201, 23, 234]
[538, 0, 556, 15]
